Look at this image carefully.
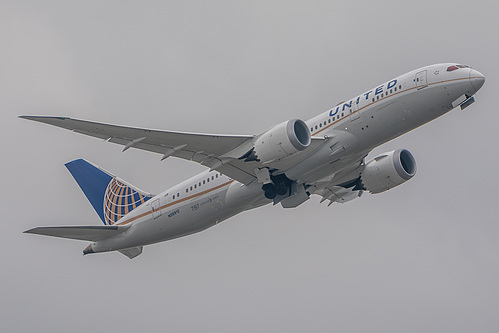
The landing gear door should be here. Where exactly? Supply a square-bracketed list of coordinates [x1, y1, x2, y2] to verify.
[151, 198, 162, 219]
[415, 70, 428, 89]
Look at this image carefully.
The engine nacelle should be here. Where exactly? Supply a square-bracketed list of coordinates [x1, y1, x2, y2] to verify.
[253, 119, 311, 164]
[361, 149, 417, 194]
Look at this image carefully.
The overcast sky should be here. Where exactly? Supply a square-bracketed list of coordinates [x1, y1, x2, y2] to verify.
[2, 1, 498, 332]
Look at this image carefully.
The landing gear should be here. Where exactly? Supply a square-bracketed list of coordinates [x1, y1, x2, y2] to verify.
[261, 174, 292, 199]
[262, 183, 277, 199]
[275, 181, 289, 196]
[259, 171, 310, 208]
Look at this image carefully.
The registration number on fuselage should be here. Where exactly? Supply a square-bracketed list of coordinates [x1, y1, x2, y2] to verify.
[168, 209, 180, 218]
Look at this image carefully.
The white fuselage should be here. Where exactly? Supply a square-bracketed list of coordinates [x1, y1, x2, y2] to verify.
[91, 63, 484, 253]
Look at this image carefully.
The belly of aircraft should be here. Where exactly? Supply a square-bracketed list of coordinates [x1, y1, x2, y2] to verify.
[125, 184, 267, 247]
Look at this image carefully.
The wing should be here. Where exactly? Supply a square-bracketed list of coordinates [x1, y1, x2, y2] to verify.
[314, 185, 364, 205]
[20, 116, 325, 184]
[24, 225, 130, 241]
[306, 151, 368, 206]
[21, 116, 258, 183]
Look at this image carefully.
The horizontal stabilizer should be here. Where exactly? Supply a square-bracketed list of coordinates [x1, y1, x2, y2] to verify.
[24, 225, 130, 241]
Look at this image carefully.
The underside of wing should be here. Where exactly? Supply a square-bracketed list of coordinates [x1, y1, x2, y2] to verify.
[307, 152, 367, 206]
[24, 225, 130, 241]
[315, 184, 364, 205]
[20, 116, 258, 183]
[20, 116, 326, 185]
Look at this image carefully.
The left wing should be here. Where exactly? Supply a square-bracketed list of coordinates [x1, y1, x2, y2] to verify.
[21, 116, 259, 184]
[20, 116, 326, 184]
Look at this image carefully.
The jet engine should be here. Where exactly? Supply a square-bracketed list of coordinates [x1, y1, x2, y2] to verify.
[250, 119, 311, 164]
[361, 149, 417, 194]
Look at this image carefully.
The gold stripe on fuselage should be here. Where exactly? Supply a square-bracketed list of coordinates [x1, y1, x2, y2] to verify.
[116, 180, 235, 226]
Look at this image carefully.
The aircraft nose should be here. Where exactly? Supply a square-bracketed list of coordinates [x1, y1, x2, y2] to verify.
[469, 68, 485, 93]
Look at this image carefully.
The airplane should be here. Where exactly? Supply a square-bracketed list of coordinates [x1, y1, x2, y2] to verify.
[21, 63, 485, 259]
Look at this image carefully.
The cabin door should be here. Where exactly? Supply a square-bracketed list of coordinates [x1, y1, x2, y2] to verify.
[151, 198, 162, 219]
[415, 70, 428, 89]
[350, 98, 360, 121]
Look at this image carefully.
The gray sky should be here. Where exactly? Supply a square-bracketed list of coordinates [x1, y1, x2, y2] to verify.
[2, 1, 498, 332]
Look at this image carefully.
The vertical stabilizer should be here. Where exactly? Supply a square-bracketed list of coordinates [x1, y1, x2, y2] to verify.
[65, 159, 153, 225]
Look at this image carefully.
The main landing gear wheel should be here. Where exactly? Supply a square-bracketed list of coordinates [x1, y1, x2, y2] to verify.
[275, 182, 288, 196]
[262, 183, 277, 199]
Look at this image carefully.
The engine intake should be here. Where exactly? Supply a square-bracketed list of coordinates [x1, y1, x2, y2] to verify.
[361, 149, 417, 194]
[252, 119, 311, 164]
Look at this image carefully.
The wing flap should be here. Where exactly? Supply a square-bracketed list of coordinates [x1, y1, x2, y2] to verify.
[24, 225, 130, 241]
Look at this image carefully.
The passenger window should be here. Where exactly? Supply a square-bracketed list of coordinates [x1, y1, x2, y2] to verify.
[203, 180, 205, 184]
[194, 184, 197, 189]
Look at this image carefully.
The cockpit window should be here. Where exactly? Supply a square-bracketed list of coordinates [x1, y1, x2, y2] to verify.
[447, 64, 470, 71]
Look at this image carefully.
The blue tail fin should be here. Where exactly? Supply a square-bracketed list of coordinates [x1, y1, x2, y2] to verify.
[65, 159, 153, 225]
